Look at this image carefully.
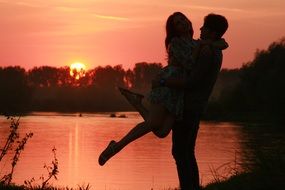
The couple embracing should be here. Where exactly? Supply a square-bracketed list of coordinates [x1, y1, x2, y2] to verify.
[98, 12, 228, 190]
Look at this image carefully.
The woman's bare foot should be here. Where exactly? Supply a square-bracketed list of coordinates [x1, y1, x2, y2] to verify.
[98, 140, 117, 166]
[118, 87, 144, 107]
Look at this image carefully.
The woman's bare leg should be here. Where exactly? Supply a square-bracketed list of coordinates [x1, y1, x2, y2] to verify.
[98, 121, 151, 165]
[115, 121, 151, 152]
[152, 114, 175, 138]
[98, 103, 174, 166]
[149, 104, 175, 138]
[115, 103, 175, 152]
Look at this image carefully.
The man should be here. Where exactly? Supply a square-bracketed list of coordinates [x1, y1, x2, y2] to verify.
[160, 14, 228, 190]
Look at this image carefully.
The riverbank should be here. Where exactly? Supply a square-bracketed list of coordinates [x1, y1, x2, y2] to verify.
[202, 159, 284, 190]
[202, 124, 285, 190]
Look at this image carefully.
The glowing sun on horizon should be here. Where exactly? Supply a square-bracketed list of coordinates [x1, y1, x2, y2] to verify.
[70, 62, 86, 80]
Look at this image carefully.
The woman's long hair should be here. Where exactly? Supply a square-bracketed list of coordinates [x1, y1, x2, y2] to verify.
[165, 12, 194, 49]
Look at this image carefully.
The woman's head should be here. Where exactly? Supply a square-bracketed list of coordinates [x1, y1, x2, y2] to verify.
[165, 12, 193, 49]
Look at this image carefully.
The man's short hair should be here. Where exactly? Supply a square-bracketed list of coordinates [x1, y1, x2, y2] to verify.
[204, 14, 228, 39]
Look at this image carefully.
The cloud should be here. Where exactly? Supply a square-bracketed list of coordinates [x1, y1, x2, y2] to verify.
[92, 13, 130, 21]
[15, 1, 44, 8]
[189, 5, 244, 12]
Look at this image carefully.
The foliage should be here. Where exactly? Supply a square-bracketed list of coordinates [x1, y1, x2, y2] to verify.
[0, 62, 162, 113]
[0, 117, 90, 190]
[236, 38, 285, 113]
[0, 67, 30, 113]
[24, 147, 59, 189]
[0, 117, 33, 185]
[205, 37, 285, 121]
[129, 62, 163, 92]
[203, 124, 285, 190]
[0, 183, 92, 190]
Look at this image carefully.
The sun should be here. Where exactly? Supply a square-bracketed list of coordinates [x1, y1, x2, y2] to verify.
[69, 62, 86, 80]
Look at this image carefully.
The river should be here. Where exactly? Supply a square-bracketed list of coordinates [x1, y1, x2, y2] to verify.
[0, 112, 258, 190]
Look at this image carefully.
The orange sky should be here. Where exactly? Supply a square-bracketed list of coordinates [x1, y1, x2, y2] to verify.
[0, 0, 285, 70]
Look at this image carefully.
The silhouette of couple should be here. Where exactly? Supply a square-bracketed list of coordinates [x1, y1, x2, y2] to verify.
[98, 12, 228, 190]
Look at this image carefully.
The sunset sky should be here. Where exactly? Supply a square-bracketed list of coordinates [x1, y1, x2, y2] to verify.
[0, 0, 284, 70]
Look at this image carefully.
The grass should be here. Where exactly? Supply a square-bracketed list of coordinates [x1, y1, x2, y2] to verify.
[202, 125, 285, 190]
[203, 166, 284, 190]
[0, 184, 92, 190]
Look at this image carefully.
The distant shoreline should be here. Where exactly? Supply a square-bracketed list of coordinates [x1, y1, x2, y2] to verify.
[1, 110, 283, 125]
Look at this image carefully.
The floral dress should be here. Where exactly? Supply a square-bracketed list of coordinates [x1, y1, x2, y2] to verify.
[148, 37, 196, 119]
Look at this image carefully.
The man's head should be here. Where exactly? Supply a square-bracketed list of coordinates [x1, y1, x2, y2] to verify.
[200, 14, 228, 40]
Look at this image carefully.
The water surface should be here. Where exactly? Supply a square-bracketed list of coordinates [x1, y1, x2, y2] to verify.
[0, 112, 246, 190]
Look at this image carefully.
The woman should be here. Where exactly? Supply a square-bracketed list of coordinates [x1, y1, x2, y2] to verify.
[98, 12, 227, 166]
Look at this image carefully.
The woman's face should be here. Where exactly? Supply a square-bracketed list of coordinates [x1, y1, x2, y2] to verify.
[172, 14, 190, 35]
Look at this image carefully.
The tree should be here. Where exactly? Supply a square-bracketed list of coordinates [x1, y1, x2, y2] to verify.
[28, 66, 59, 88]
[0, 66, 30, 113]
[91, 65, 126, 90]
[130, 62, 162, 93]
[225, 38, 285, 114]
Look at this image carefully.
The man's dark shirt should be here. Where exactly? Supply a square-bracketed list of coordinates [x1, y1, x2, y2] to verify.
[184, 48, 223, 113]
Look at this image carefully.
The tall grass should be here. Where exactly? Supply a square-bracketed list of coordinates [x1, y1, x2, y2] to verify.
[0, 116, 33, 185]
[0, 116, 91, 190]
[202, 125, 285, 190]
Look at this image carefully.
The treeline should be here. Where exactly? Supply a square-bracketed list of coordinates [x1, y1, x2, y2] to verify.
[206, 38, 285, 121]
[0, 62, 162, 113]
[1, 38, 285, 121]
